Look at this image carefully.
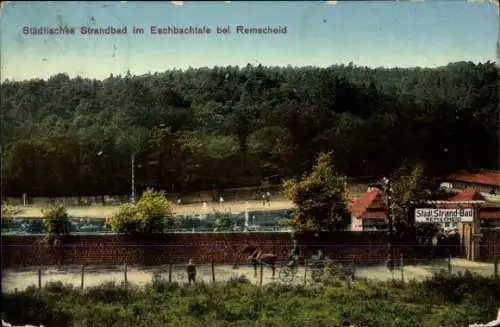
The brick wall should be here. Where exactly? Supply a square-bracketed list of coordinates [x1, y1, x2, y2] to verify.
[3, 230, 495, 268]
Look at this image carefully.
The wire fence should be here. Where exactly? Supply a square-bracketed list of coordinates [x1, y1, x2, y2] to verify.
[2, 206, 296, 236]
[4, 186, 286, 207]
[3, 256, 498, 294]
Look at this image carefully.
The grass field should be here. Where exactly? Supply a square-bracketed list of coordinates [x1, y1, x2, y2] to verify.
[2, 269, 499, 327]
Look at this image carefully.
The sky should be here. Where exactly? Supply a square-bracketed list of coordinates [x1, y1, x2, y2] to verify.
[0, 0, 498, 81]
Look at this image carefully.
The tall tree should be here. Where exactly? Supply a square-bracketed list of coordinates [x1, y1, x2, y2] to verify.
[1, 62, 498, 196]
[388, 163, 443, 235]
[283, 152, 351, 233]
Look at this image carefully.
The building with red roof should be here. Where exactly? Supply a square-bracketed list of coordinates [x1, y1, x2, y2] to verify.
[348, 187, 500, 231]
[446, 171, 500, 195]
[349, 188, 388, 231]
[445, 188, 500, 228]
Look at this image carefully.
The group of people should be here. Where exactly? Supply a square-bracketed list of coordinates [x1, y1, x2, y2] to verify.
[175, 190, 273, 208]
[261, 191, 271, 206]
[184, 239, 326, 284]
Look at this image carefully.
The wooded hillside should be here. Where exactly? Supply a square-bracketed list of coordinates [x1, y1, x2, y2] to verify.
[1, 62, 498, 196]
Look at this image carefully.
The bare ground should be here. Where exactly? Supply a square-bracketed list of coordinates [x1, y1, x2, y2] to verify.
[2, 259, 497, 293]
[13, 200, 295, 218]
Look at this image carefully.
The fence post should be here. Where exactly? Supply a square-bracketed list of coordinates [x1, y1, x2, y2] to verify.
[211, 260, 216, 283]
[400, 253, 404, 283]
[38, 269, 42, 290]
[168, 263, 172, 283]
[303, 258, 308, 284]
[124, 263, 128, 287]
[259, 262, 263, 286]
[447, 254, 452, 275]
[351, 258, 356, 281]
[80, 265, 85, 290]
[494, 251, 498, 279]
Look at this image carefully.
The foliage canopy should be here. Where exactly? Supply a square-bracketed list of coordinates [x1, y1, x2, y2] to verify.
[212, 210, 235, 231]
[385, 163, 447, 235]
[283, 152, 351, 233]
[105, 189, 176, 234]
[41, 205, 70, 238]
[1, 62, 498, 196]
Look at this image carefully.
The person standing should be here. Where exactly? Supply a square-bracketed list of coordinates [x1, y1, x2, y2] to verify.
[288, 239, 301, 269]
[186, 259, 197, 284]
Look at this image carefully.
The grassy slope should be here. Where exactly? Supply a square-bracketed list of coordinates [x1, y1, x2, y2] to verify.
[2, 274, 499, 327]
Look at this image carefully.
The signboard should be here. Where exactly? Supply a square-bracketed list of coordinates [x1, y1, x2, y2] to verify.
[414, 208, 474, 223]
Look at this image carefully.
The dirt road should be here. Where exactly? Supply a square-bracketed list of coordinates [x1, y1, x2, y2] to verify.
[13, 200, 295, 218]
[2, 259, 496, 293]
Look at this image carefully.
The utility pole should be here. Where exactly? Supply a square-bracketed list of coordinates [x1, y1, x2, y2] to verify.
[0, 144, 4, 205]
[131, 153, 136, 203]
[383, 177, 395, 272]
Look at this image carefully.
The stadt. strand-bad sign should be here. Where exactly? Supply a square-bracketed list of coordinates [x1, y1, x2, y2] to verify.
[414, 208, 474, 223]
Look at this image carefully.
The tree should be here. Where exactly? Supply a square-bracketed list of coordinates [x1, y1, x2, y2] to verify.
[283, 152, 351, 233]
[105, 189, 176, 235]
[1, 203, 16, 234]
[1, 63, 498, 196]
[212, 210, 234, 231]
[388, 163, 443, 235]
[41, 205, 70, 244]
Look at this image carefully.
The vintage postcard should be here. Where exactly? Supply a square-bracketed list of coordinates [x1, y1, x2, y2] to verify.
[1, 1, 499, 326]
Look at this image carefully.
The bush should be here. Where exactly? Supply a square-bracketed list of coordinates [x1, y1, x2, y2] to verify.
[2, 292, 72, 327]
[213, 210, 234, 231]
[1, 203, 15, 234]
[227, 275, 252, 285]
[3, 274, 499, 327]
[105, 189, 177, 235]
[41, 205, 70, 242]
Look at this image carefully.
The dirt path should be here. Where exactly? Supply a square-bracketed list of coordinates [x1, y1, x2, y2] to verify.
[13, 200, 295, 218]
[1, 265, 287, 292]
[3, 259, 496, 293]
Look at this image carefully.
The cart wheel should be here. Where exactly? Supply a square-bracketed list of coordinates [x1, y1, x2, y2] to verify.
[279, 266, 294, 283]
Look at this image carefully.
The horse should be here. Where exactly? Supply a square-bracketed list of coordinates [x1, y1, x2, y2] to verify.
[241, 244, 277, 278]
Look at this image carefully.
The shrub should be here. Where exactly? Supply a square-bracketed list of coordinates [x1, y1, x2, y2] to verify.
[105, 189, 177, 235]
[213, 210, 234, 231]
[44, 281, 74, 294]
[3, 274, 499, 327]
[41, 205, 70, 243]
[1, 203, 15, 234]
[84, 281, 131, 303]
[227, 275, 252, 285]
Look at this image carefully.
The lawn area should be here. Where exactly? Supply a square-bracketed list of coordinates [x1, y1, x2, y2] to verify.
[2, 273, 499, 327]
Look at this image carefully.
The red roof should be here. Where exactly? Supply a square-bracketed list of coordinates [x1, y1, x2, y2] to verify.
[349, 187, 500, 221]
[445, 188, 497, 208]
[445, 188, 500, 219]
[448, 188, 485, 202]
[447, 171, 500, 187]
[348, 189, 387, 220]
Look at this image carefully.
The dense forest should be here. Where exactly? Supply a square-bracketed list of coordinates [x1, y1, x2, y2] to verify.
[1, 62, 498, 197]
